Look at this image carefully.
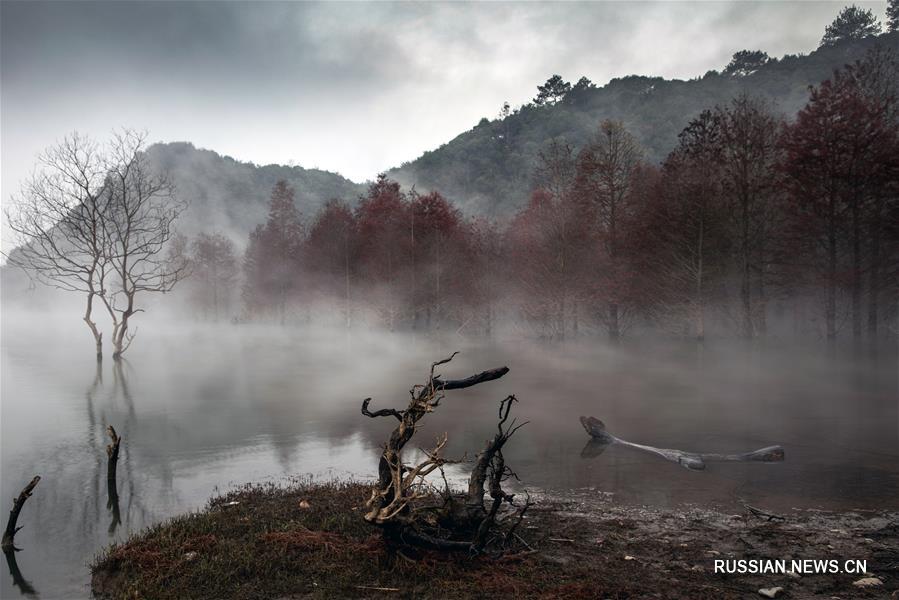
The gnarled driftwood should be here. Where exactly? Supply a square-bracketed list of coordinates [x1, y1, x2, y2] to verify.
[361, 353, 530, 555]
[580, 416, 784, 470]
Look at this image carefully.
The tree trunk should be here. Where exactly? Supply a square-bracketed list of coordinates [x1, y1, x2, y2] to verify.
[608, 303, 620, 342]
[740, 197, 753, 339]
[696, 218, 705, 342]
[572, 301, 579, 337]
[851, 196, 862, 341]
[756, 227, 768, 337]
[826, 201, 837, 342]
[867, 195, 882, 340]
[557, 297, 565, 341]
[112, 310, 132, 360]
[84, 290, 103, 361]
[111, 291, 136, 361]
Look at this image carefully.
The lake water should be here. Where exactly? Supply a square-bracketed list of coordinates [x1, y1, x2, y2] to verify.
[2, 320, 897, 598]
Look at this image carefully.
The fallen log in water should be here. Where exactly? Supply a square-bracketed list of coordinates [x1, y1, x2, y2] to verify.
[579, 416, 784, 471]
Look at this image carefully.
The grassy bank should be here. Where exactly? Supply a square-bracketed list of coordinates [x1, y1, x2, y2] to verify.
[91, 481, 898, 599]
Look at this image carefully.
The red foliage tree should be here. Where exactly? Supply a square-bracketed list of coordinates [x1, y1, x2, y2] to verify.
[243, 180, 304, 322]
[354, 175, 411, 328]
[716, 95, 783, 338]
[780, 62, 899, 341]
[304, 199, 356, 325]
[506, 186, 595, 340]
[466, 216, 506, 336]
[409, 191, 467, 329]
[633, 111, 731, 339]
[571, 120, 644, 340]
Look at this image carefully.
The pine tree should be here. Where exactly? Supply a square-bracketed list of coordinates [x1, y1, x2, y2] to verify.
[723, 50, 770, 76]
[533, 75, 571, 106]
[819, 5, 881, 47]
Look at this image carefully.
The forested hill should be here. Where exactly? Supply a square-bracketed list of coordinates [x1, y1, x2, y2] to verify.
[143, 142, 366, 243]
[388, 32, 899, 217]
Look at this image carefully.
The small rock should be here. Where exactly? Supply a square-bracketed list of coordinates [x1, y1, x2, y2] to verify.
[706, 550, 720, 556]
[223, 501, 240, 507]
[183, 551, 198, 562]
[624, 555, 635, 561]
[298, 499, 311, 509]
[852, 577, 883, 588]
[758, 587, 784, 599]
[690, 565, 703, 572]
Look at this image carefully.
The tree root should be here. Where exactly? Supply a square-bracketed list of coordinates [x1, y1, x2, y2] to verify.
[360, 353, 531, 555]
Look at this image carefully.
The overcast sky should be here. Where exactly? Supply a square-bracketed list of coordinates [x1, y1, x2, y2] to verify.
[0, 0, 889, 234]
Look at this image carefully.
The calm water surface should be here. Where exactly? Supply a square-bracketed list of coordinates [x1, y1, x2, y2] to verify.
[2, 321, 897, 598]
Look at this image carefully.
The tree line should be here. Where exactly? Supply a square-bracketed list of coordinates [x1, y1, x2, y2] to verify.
[213, 49, 897, 343]
[7, 48, 898, 355]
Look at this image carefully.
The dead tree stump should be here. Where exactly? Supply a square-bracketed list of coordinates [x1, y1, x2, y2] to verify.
[2, 476, 40, 552]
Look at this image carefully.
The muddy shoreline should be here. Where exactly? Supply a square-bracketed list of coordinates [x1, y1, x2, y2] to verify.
[91, 481, 898, 599]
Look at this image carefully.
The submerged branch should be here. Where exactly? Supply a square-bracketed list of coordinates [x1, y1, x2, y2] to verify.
[2, 476, 41, 551]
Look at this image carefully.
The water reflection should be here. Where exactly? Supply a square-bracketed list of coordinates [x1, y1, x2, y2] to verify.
[105, 424, 123, 537]
[1, 324, 897, 598]
[580, 439, 612, 459]
[106, 478, 121, 537]
[3, 550, 37, 598]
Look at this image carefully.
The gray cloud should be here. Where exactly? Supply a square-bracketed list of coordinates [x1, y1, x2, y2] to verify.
[1, 0, 890, 245]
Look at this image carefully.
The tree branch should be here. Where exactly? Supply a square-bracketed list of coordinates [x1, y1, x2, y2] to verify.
[361, 398, 405, 421]
[433, 366, 510, 390]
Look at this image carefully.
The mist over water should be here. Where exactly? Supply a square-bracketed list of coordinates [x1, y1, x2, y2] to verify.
[1, 308, 897, 598]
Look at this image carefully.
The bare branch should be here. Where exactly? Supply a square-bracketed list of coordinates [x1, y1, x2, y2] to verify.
[360, 398, 405, 421]
[432, 366, 510, 390]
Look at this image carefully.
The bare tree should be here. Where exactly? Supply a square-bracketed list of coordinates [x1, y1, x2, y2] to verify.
[532, 138, 575, 200]
[4, 134, 112, 360]
[100, 130, 188, 359]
